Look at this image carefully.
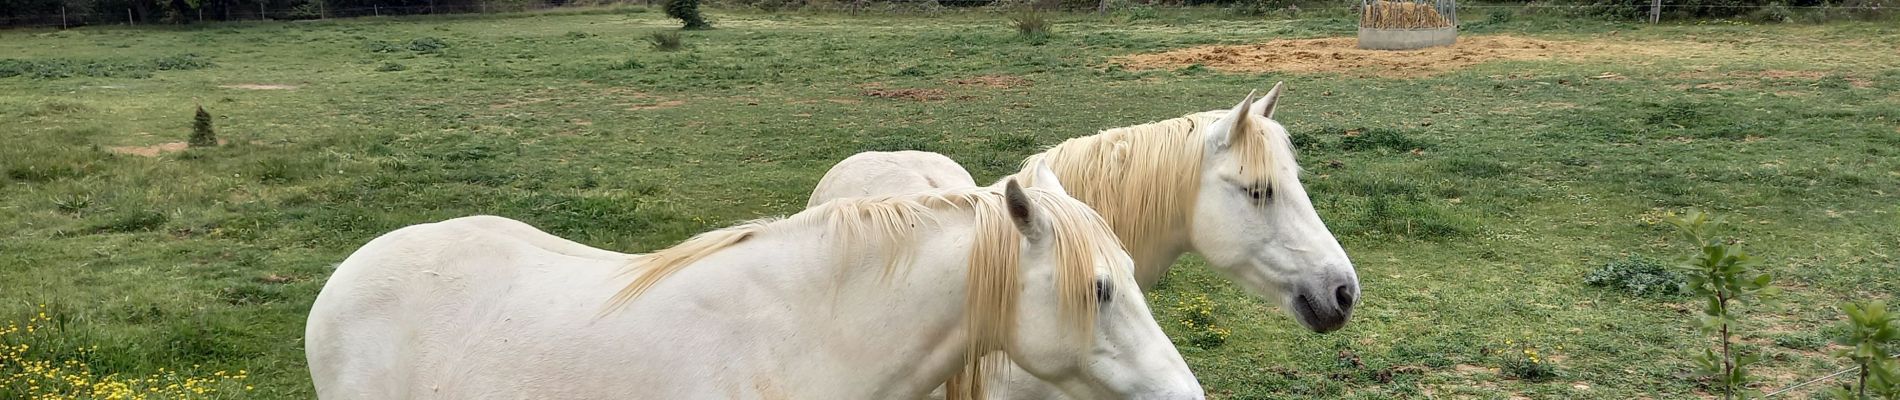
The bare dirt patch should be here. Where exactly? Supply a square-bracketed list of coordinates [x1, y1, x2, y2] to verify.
[107, 140, 224, 157]
[626, 100, 686, 110]
[947, 75, 1031, 89]
[220, 84, 298, 90]
[863, 88, 949, 101]
[1112, 36, 1699, 78]
[491, 97, 552, 110]
[1746, 69, 1827, 79]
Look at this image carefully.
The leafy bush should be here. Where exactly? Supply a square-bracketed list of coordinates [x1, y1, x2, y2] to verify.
[1585, 255, 1686, 297]
[407, 37, 450, 53]
[648, 31, 684, 51]
[1828, 301, 1900, 399]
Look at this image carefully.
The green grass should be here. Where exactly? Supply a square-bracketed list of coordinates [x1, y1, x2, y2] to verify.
[3, 6, 1899, 399]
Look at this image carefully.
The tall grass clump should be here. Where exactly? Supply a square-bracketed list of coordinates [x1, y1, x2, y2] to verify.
[1010, 11, 1052, 39]
[189, 106, 217, 148]
[648, 31, 684, 51]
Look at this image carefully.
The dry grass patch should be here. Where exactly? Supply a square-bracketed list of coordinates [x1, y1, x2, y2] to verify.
[1113, 36, 1716, 78]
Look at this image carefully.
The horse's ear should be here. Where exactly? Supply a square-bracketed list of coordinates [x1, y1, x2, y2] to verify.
[1028, 160, 1068, 195]
[1004, 179, 1048, 243]
[1208, 90, 1258, 149]
[1249, 82, 1285, 119]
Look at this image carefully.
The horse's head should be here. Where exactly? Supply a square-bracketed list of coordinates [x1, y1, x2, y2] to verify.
[984, 167, 1202, 400]
[1190, 84, 1359, 333]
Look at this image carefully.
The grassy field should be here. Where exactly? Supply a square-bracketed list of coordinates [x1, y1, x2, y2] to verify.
[3, 6, 1898, 398]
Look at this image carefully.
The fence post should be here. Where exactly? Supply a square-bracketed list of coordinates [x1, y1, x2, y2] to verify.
[60, 6, 67, 29]
[374, 5, 378, 15]
[259, 2, 266, 19]
[1649, 0, 1660, 23]
[127, 8, 133, 25]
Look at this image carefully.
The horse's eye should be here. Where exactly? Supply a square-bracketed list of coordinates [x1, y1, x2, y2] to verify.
[1240, 184, 1273, 202]
[1095, 279, 1113, 304]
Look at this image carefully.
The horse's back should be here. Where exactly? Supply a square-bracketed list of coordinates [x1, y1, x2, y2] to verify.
[808, 150, 976, 207]
[305, 216, 632, 399]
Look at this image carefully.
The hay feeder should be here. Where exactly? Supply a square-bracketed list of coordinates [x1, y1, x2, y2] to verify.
[1357, 0, 1458, 50]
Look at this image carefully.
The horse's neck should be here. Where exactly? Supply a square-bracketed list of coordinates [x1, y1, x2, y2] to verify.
[720, 215, 981, 398]
[1014, 117, 1203, 289]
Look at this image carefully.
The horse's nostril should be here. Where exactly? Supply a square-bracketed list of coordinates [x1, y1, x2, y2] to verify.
[1334, 285, 1355, 309]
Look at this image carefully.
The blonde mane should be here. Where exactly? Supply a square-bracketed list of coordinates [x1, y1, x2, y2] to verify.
[1019, 110, 1295, 281]
[607, 187, 1127, 400]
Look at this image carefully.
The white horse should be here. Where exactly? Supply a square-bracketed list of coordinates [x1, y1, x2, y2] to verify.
[808, 150, 976, 207]
[305, 174, 1204, 399]
[810, 86, 1360, 398]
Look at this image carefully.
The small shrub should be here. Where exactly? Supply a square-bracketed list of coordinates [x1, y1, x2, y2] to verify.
[407, 37, 449, 54]
[1827, 301, 1900, 399]
[189, 106, 216, 148]
[648, 31, 684, 51]
[1584, 255, 1686, 297]
[1010, 11, 1052, 38]
[375, 62, 408, 72]
[665, 0, 711, 30]
[1669, 210, 1775, 400]
[1499, 339, 1560, 381]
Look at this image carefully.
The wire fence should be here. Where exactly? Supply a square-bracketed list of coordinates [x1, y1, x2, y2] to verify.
[0, 1, 664, 29]
[0, 0, 1892, 28]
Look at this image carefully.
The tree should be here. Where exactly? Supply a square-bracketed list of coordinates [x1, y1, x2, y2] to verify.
[664, 0, 708, 30]
[189, 105, 217, 147]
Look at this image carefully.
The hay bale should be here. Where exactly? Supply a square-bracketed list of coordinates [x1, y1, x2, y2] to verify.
[1361, 1, 1453, 29]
